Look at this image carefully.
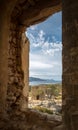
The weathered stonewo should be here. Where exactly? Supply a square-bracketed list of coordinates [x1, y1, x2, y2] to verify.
[0, 0, 78, 130]
[0, 109, 62, 130]
[7, 23, 23, 114]
[7, 22, 30, 114]
[62, 0, 78, 129]
[0, 0, 61, 115]
[21, 33, 29, 110]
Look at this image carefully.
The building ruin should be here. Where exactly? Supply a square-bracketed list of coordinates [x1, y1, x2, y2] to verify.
[0, 0, 78, 129]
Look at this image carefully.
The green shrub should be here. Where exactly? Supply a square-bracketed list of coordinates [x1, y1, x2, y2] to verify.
[33, 106, 53, 114]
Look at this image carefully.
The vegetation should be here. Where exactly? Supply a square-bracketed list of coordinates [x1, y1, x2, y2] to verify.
[29, 84, 62, 115]
[30, 84, 62, 100]
[46, 84, 62, 97]
[33, 106, 53, 114]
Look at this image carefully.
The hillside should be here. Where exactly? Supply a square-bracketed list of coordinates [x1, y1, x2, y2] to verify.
[29, 77, 46, 82]
[29, 77, 61, 83]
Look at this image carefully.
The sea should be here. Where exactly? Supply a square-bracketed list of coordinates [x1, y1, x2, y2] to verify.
[29, 81, 61, 86]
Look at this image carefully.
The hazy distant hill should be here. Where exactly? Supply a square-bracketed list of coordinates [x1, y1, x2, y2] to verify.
[29, 77, 61, 83]
[29, 77, 46, 82]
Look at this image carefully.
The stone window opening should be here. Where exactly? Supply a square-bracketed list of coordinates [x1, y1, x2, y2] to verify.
[1, 0, 78, 129]
[26, 13, 62, 118]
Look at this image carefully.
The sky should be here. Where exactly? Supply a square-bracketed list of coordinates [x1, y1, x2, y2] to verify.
[26, 11, 62, 81]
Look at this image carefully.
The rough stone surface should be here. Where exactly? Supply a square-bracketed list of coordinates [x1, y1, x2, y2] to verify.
[0, 109, 62, 130]
[11, 0, 61, 29]
[7, 23, 24, 114]
[21, 33, 29, 110]
[7, 23, 30, 114]
[53, 124, 65, 130]
[62, 0, 78, 129]
[0, 0, 61, 115]
[0, 0, 78, 130]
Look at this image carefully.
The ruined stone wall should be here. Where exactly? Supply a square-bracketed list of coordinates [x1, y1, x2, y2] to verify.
[0, 0, 61, 117]
[7, 23, 29, 114]
[62, 0, 78, 129]
[0, 0, 78, 130]
[0, 4, 10, 117]
[21, 33, 29, 110]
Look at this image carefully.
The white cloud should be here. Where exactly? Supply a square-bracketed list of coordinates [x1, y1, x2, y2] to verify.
[26, 19, 62, 80]
[26, 29, 62, 57]
[26, 30, 45, 48]
[52, 36, 56, 42]
[38, 30, 45, 39]
[43, 49, 55, 56]
[30, 61, 53, 70]
[42, 41, 62, 56]
[27, 29, 62, 79]
[29, 53, 54, 70]
[29, 52, 62, 80]
[29, 53, 62, 71]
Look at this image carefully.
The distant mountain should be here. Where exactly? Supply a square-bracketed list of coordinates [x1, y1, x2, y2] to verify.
[29, 77, 61, 83]
[29, 77, 46, 82]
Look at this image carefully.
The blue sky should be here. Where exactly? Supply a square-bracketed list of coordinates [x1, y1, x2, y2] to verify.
[26, 11, 62, 81]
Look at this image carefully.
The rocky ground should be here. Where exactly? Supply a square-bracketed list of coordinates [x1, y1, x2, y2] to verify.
[28, 97, 62, 115]
[29, 84, 62, 115]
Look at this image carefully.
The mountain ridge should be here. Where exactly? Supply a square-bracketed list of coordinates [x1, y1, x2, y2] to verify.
[29, 77, 61, 82]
